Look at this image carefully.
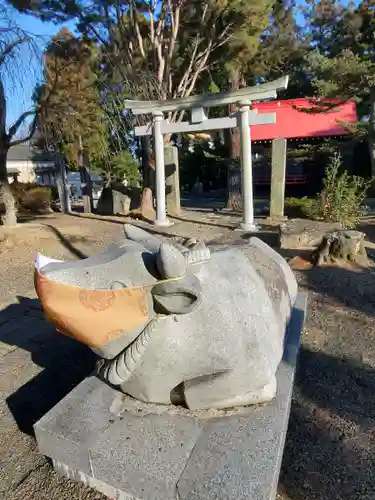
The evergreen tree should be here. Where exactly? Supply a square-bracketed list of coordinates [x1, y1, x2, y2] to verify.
[253, 0, 310, 98]
[306, 0, 375, 174]
[36, 28, 107, 169]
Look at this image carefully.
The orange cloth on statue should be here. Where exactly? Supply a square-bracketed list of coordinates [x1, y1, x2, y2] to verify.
[34, 270, 149, 348]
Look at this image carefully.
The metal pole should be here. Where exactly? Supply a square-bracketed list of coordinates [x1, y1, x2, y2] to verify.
[238, 101, 257, 231]
[153, 111, 171, 226]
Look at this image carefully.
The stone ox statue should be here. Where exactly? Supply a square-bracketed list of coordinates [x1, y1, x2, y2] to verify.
[34, 225, 297, 410]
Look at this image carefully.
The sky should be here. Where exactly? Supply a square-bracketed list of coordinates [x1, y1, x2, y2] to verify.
[4, 7, 75, 131]
[4, 0, 358, 134]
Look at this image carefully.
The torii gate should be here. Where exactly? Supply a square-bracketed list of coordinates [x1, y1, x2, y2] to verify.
[124, 76, 289, 230]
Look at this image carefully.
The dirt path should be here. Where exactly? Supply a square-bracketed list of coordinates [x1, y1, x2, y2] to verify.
[1, 213, 375, 500]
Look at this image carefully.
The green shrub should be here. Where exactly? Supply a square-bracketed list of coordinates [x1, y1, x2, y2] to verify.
[10, 182, 35, 208]
[20, 186, 52, 212]
[0, 183, 53, 214]
[315, 153, 371, 228]
[284, 197, 317, 219]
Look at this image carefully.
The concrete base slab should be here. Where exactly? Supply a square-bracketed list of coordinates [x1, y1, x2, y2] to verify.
[153, 219, 174, 227]
[35, 293, 307, 500]
[235, 223, 259, 232]
[267, 216, 288, 222]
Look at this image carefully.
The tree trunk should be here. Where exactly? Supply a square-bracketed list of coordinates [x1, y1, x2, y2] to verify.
[228, 71, 241, 159]
[368, 136, 375, 178]
[0, 149, 17, 226]
[141, 136, 155, 191]
[225, 70, 242, 209]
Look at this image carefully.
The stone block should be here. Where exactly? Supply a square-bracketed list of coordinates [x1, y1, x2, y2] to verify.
[165, 146, 181, 216]
[53, 459, 141, 500]
[177, 293, 307, 500]
[34, 293, 307, 500]
[34, 376, 118, 474]
[91, 414, 203, 500]
[270, 138, 287, 220]
[96, 188, 131, 216]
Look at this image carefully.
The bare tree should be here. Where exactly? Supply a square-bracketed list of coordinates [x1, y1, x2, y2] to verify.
[0, 7, 41, 225]
[84, 0, 238, 191]
[74, 1, 236, 119]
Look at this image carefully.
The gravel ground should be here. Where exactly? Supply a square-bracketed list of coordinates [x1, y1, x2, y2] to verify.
[1, 212, 375, 500]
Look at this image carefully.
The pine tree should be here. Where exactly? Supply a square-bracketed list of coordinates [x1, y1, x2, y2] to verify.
[253, 0, 310, 98]
[36, 28, 107, 169]
[306, 0, 375, 174]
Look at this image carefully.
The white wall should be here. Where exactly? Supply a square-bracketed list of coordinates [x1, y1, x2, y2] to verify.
[7, 160, 36, 184]
[7, 160, 56, 185]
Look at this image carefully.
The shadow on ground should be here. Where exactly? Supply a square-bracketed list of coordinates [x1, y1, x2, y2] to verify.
[300, 264, 375, 316]
[358, 218, 375, 244]
[169, 214, 236, 230]
[3, 297, 97, 436]
[44, 225, 89, 259]
[281, 347, 375, 500]
[280, 260, 375, 500]
[67, 213, 184, 240]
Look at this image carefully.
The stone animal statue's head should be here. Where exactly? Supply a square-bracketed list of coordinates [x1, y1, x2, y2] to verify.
[35, 225, 210, 360]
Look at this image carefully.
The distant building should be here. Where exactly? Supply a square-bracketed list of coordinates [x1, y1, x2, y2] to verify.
[6, 144, 103, 198]
[7, 144, 60, 185]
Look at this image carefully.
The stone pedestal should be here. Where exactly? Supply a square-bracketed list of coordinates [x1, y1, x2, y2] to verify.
[270, 138, 287, 220]
[165, 146, 181, 216]
[34, 293, 307, 500]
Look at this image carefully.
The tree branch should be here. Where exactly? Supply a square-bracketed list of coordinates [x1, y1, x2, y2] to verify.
[8, 110, 35, 140]
[0, 36, 31, 67]
[165, 0, 181, 87]
[10, 113, 37, 147]
[130, 0, 146, 59]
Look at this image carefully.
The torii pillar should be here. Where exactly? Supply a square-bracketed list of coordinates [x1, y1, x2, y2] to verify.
[152, 111, 170, 227]
[238, 100, 257, 231]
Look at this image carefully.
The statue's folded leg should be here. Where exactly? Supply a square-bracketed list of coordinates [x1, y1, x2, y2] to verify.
[184, 372, 277, 411]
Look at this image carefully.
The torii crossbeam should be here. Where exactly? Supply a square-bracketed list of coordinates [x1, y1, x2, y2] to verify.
[124, 76, 289, 229]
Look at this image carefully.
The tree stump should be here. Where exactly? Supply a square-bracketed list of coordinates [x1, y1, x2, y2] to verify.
[311, 230, 368, 266]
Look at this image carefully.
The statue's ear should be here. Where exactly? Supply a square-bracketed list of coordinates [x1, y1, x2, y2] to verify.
[123, 224, 162, 253]
[152, 278, 201, 315]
